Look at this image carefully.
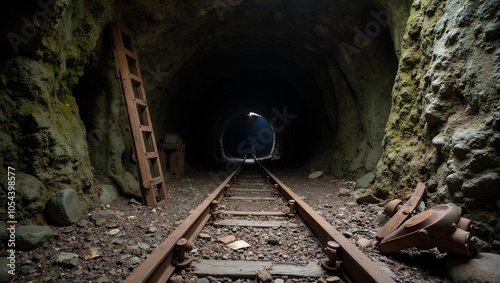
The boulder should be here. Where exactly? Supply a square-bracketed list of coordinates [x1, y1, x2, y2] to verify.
[355, 172, 376, 188]
[47, 189, 82, 226]
[16, 225, 54, 250]
[446, 253, 500, 283]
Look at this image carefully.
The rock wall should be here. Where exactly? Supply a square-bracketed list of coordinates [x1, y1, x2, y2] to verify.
[0, 0, 119, 222]
[373, 0, 500, 251]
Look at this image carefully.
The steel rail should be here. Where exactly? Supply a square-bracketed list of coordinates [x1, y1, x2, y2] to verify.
[124, 159, 244, 283]
[255, 158, 396, 283]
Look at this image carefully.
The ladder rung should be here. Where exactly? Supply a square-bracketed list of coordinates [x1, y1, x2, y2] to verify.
[151, 177, 164, 185]
[124, 49, 137, 60]
[130, 73, 142, 84]
[135, 98, 147, 107]
[146, 152, 158, 159]
[140, 125, 153, 132]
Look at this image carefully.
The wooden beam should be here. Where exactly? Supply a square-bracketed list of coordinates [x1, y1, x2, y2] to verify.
[227, 196, 278, 201]
[213, 219, 297, 228]
[220, 210, 286, 216]
[192, 260, 328, 279]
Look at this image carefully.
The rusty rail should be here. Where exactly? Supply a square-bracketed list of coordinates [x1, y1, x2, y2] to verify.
[255, 158, 396, 283]
[124, 159, 244, 282]
[126, 157, 395, 283]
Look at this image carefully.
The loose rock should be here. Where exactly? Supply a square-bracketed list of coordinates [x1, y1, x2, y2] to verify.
[355, 172, 376, 188]
[16, 225, 54, 250]
[47, 189, 82, 226]
[257, 268, 273, 283]
[56, 252, 79, 268]
[91, 210, 121, 222]
[338, 188, 351, 196]
[199, 233, 212, 240]
[356, 238, 372, 248]
[326, 276, 341, 283]
[170, 275, 184, 283]
[308, 171, 324, 180]
[354, 192, 381, 204]
[446, 253, 500, 283]
[0, 257, 12, 282]
[267, 233, 280, 245]
[126, 256, 141, 266]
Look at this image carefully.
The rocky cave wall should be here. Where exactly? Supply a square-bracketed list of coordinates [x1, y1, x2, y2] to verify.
[372, 0, 500, 251]
[0, 0, 499, 250]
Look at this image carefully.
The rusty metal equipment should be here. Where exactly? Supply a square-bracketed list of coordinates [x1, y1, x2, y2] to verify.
[378, 204, 478, 256]
[376, 183, 426, 242]
[158, 134, 185, 177]
[111, 23, 168, 207]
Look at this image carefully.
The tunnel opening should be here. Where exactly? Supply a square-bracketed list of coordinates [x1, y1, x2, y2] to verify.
[221, 112, 275, 160]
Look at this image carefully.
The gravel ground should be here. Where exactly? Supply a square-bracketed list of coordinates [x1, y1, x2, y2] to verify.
[10, 166, 452, 283]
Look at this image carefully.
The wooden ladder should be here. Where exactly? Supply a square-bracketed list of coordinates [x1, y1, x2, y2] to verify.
[110, 23, 168, 207]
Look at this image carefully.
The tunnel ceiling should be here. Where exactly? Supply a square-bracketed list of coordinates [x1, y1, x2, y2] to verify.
[110, 0, 402, 169]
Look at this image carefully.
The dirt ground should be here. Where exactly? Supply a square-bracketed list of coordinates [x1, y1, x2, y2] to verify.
[11, 167, 452, 283]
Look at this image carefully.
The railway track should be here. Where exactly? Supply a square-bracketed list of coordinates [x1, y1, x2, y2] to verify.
[124, 157, 396, 283]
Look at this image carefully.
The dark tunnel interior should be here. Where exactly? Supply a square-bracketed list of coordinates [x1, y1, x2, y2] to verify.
[163, 47, 331, 168]
[69, 0, 399, 175]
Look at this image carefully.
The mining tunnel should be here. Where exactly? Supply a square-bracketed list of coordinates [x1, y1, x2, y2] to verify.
[2, 1, 500, 279]
[66, 0, 401, 175]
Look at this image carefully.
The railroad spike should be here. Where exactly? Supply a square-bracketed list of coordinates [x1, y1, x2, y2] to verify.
[224, 184, 232, 197]
[288, 200, 296, 217]
[211, 200, 220, 221]
[273, 184, 280, 195]
[174, 238, 192, 268]
[321, 240, 340, 272]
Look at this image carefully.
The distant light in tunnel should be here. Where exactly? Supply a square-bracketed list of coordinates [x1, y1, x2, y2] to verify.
[248, 112, 261, 117]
